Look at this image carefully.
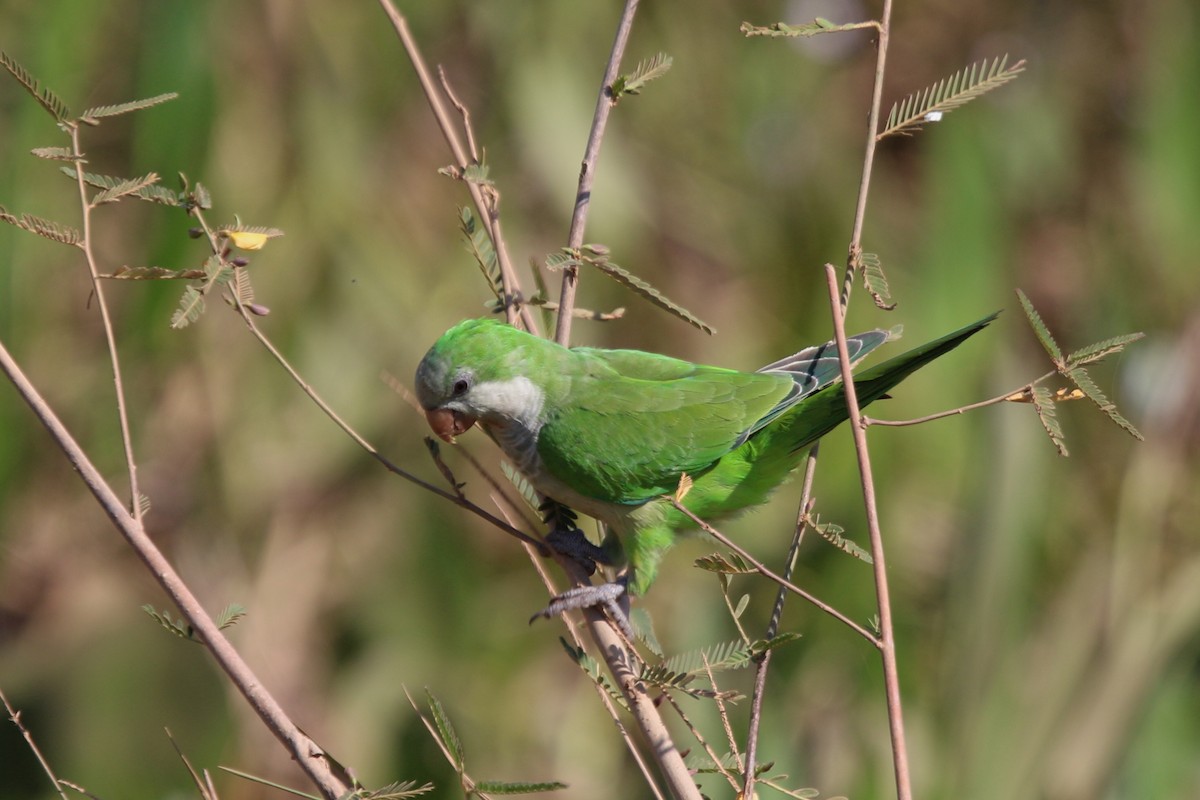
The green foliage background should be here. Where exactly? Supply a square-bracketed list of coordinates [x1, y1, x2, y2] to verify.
[1, 1, 1197, 798]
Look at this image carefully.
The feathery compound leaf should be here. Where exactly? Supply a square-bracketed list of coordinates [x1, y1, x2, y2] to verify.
[749, 631, 803, 658]
[459, 207, 503, 300]
[31, 146, 76, 161]
[473, 780, 570, 795]
[694, 552, 756, 574]
[0, 206, 82, 246]
[860, 251, 896, 310]
[358, 780, 435, 799]
[578, 246, 716, 334]
[216, 603, 247, 630]
[611, 53, 673, 99]
[0, 51, 70, 121]
[172, 286, 206, 329]
[1016, 288, 1063, 365]
[1066, 332, 1146, 367]
[103, 265, 207, 280]
[233, 266, 256, 306]
[741, 18, 873, 37]
[811, 517, 873, 563]
[558, 639, 629, 710]
[424, 690, 465, 771]
[1068, 367, 1144, 440]
[460, 163, 492, 186]
[1030, 385, 1069, 456]
[663, 639, 751, 675]
[62, 166, 183, 206]
[92, 172, 161, 206]
[79, 92, 178, 123]
[879, 55, 1025, 140]
[142, 605, 193, 640]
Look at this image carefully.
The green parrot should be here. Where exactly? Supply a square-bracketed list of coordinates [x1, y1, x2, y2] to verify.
[415, 312, 996, 617]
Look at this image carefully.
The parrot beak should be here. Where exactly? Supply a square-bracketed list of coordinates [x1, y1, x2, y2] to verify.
[425, 407, 477, 443]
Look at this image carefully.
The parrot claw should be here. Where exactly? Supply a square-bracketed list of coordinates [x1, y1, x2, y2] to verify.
[530, 579, 634, 641]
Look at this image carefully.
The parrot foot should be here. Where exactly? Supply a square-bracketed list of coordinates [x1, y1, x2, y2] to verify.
[544, 526, 612, 576]
[530, 578, 634, 641]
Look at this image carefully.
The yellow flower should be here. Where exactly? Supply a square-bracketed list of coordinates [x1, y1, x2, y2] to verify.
[227, 230, 271, 251]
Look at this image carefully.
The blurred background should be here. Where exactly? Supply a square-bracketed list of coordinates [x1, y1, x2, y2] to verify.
[1, 0, 1197, 798]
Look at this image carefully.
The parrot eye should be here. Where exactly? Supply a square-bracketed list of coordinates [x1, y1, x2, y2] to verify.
[452, 377, 471, 397]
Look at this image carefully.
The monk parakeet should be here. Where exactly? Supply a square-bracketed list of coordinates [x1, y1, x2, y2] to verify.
[415, 313, 996, 615]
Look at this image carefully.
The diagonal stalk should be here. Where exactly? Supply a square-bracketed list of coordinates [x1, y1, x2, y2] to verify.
[825, 264, 912, 800]
[69, 125, 144, 524]
[841, 0, 894, 308]
[554, 0, 640, 345]
[0, 337, 350, 799]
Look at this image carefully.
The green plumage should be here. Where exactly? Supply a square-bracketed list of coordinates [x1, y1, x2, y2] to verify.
[416, 313, 997, 596]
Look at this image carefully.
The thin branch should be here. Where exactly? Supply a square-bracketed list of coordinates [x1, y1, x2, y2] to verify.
[865, 373, 1056, 427]
[375, 0, 538, 334]
[669, 499, 879, 646]
[0, 337, 350, 800]
[841, 0, 894, 309]
[743, 447, 820, 799]
[554, 0, 640, 344]
[0, 684, 70, 800]
[68, 125, 144, 526]
[824, 264, 912, 800]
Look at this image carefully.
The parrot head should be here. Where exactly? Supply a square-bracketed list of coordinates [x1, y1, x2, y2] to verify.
[414, 319, 550, 443]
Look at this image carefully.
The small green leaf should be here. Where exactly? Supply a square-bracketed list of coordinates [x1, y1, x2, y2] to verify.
[103, 266, 207, 280]
[694, 552, 755, 574]
[1016, 288, 1063, 365]
[473, 780, 569, 795]
[612, 53, 672, 99]
[860, 251, 896, 310]
[0, 51, 70, 121]
[142, 605, 194, 640]
[30, 146, 76, 161]
[356, 780, 435, 799]
[749, 631, 802, 658]
[171, 285, 206, 329]
[216, 603, 247, 630]
[1066, 332, 1145, 367]
[879, 55, 1025, 140]
[629, 606, 662, 658]
[733, 593, 750, 619]
[460, 207, 502, 301]
[741, 19, 873, 38]
[92, 172, 161, 206]
[811, 517, 873, 563]
[424, 689, 465, 771]
[1068, 367, 1144, 440]
[1030, 385, 1069, 456]
[578, 247, 715, 334]
[0, 205, 82, 246]
[79, 92, 178, 124]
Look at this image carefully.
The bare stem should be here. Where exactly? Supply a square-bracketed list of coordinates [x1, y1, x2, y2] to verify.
[0, 338, 349, 800]
[866, 373, 1057, 427]
[554, 0, 641, 344]
[743, 446, 820, 799]
[69, 125, 143, 525]
[1, 684, 70, 800]
[824, 264, 912, 800]
[669, 498, 880, 646]
[841, 0, 894, 308]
